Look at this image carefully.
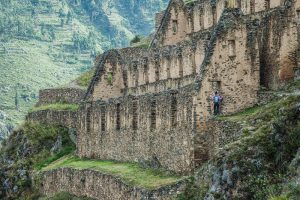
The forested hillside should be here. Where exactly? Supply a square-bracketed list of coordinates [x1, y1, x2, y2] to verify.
[0, 0, 168, 140]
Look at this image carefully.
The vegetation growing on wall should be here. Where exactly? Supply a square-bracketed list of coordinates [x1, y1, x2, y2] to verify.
[0, 122, 75, 199]
[201, 94, 300, 200]
[43, 156, 184, 190]
[29, 103, 79, 113]
[76, 68, 95, 87]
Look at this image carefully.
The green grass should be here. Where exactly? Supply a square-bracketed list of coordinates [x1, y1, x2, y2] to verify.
[43, 156, 184, 190]
[286, 79, 300, 92]
[184, 0, 197, 5]
[216, 94, 300, 199]
[29, 103, 79, 113]
[76, 68, 95, 87]
[35, 146, 76, 170]
[217, 94, 300, 122]
[216, 105, 262, 121]
[130, 35, 151, 49]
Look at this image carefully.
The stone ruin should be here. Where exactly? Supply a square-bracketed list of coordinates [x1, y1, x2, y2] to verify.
[34, 0, 300, 199]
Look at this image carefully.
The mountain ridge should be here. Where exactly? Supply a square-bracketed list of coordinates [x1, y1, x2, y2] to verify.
[0, 0, 169, 140]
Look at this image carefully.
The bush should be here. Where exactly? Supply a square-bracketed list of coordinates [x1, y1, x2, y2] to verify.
[130, 35, 141, 44]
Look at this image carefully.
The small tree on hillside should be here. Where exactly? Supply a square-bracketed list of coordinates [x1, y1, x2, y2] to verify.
[130, 35, 141, 45]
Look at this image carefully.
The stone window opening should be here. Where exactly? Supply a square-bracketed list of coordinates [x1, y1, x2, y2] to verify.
[237, 0, 242, 9]
[150, 99, 156, 131]
[155, 58, 160, 81]
[143, 58, 149, 84]
[101, 106, 106, 132]
[132, 100, 138, 130]
[133, 63, 139, 87]
[265, 0, 270, 10]
[297, 9, 300, 19]
[166, 58, 171, 79]
[179, 58, 183, 77]
[167, 66, 171, 78]
[191, 53, 196, 74]
[212, 81, 221, 92]
[86, 105, 92, 134]
[172, 20, 178, 35]
[228, 40, 236, 58]
[212, 8, 217, 25]
[116, 103, 121, 130]
[170, 93, 178, 127]
[250, 0, 255, 14]
[106, 71, 113, 85]
[199, 12, 204, 30]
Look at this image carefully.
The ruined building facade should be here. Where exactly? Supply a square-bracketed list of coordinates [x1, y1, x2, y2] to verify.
[76, 0, 300, 175]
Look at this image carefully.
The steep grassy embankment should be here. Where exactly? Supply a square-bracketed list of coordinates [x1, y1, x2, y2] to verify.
[184, 88, 300, 200]
[0, 122, 76, 199]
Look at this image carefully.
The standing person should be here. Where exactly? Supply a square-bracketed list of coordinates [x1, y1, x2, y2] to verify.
[212, 91, 221, 115]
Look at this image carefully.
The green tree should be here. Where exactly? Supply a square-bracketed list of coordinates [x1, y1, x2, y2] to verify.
[15, 89, 19, 111]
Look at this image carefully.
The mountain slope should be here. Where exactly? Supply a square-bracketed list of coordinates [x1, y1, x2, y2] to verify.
[0, 0, 168, 139]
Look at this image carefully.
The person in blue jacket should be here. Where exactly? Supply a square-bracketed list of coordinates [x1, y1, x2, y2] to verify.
[212, 91, 222, 115]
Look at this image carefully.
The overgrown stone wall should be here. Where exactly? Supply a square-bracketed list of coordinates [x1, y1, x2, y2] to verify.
[26, 110, 77, 128]
[37, 88, 85, 106]
[42, 168, 186, 200]
[78, 87, 196, 174]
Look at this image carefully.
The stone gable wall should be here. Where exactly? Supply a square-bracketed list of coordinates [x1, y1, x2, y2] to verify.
[42, 168, 186, 200]
[37, 88, 85, 106]
[26, 110, 77, 128]
[151, 0, 284, 48]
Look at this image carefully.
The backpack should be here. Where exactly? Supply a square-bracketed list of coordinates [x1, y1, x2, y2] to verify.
[214, 95, 220, 103]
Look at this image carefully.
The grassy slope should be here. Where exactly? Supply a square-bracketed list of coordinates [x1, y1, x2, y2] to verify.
[212, 93, 300, 199]
[43, 156, 184, 190]
[0, 122, 76, 199]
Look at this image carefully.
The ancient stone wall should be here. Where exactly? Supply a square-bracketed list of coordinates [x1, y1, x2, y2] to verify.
[89, 50, 126, 101]
[78, 86, 196, 174]
[37, 88, 85, 106]
[42, 168, 186, 200]
[26, 110, 77, 128]
[87, 33, 209, 100]
[256, 1, 299, 89]
[192, 117, 246, 168]
[191, 10, 261, 122]
[155, 10, 165, 31]
[77, 0, 299, 178]
[151, 0, 286, 48]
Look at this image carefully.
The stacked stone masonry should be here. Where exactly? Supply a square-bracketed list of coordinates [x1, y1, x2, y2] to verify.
[40, 0, 300, 198]
[37, 88, 85, 106]
[42, 168, 186, 200]
[27, 110, 77, 129]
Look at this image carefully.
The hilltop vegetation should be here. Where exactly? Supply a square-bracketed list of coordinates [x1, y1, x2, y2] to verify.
[0, 0, 168, 139]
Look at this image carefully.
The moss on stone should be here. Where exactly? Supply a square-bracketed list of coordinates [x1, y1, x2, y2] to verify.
[213, 94, 300, 199]
[29, 103, 79, 113]
[76, 69, 95, 87]
[0, 122, 76, 199]
[43, 156, 185, 190]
